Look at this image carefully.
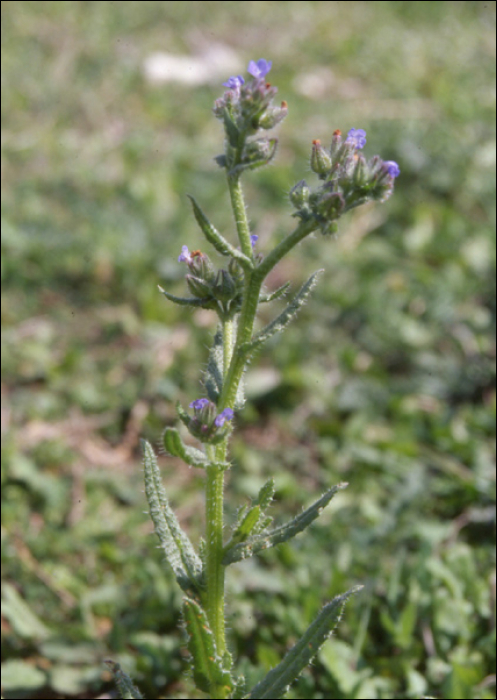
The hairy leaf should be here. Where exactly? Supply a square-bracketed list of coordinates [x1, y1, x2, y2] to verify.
[163, 427, 210, 469]
[142, 440, 202, 593]
[259, 282, 291, 303]
[104, 660, 143, 700]
[183, 597, 233, 695]
[204, 327, 224, 403]
[223, 483, 346, 565]
[187, 195, 253, 270]
[158, 285, 211, 307]
[245, 587, 362, 699]
[239, 271, 323, 359]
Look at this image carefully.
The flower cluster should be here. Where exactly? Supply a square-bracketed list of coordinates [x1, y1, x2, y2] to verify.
[291, 129, 400, 235]
[180, 398, 234, 444]
[213, 59, 288, 173]
[177, 244, 255, 318]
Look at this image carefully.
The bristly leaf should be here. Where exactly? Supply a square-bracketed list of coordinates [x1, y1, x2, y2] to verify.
[142, 440, 202, 593]
[259, 282, 291, 303]
[187, 195, 253, 271]
[163, 427, 210, 469]
[203, 326, 224, 403]
[104, 660, 143, 699]
[183, 597, 233, 695]
[158, 285, 211, 307]
[232, 676, 247, 699]
[225, 478, 276, 554]
[223, 483, 346, 565]
[238, 271, 323, 359]
[245, 587, 362, 699]
[254, 477, 276, 510]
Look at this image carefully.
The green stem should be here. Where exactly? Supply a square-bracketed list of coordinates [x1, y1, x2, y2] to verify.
[228, 174, 253, 257]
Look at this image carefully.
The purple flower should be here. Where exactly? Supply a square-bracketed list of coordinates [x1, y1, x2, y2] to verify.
[223, 75, 245, 89]
[189, 398, 210, 411]
[214, 408, 234, 427]
[345, 128, 367, 149]
[250, 234, 259, 248]
[247, 59, 272, 79]
[384, 160, 400, 178]
[178, 245, 192, 263]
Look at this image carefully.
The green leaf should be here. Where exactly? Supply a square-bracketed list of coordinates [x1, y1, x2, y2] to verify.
[204, 326, 224, 403]
[1, 583, 51, 640]
[163, 427, 209, 469]
[239, 271, 323, 359]
[254, 477, 276, 510]
[223, 483, 346, 565]
[183, 597, 233, 695]
[259, 282, 291, 303]
[158, 285, 211, 307]
[104, 660, 143, 699]
[142, 440, 202, 593]
[245, 587, 362, 699]
[187, 195, 253, 271]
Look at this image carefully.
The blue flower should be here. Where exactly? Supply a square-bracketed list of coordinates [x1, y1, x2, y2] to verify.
[247, 58, 272, 79]
[250, 234, 259, 248]
[384, 160, 400, 178]
[189, 398, 210, 410]
[214, 408, 234, 427]
[178, 245, 193, 263]
[345, 128, 367, 149]
[223, 75, 245, 89]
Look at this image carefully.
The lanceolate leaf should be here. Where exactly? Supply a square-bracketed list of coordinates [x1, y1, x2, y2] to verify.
[187, 195, 253, 271]
[245, 587, 363, 699]
[142, 440, 202, 593]
[183, 597, 233, 695]
[104, 660, 143, 700]
[203, 327, 224, 403]
[163, 427, 210, 469]
[223, 483, 346, 565]
[158, 285, 211, 308]
[238, 271, 323, 359]
[259, 282, 291, 303]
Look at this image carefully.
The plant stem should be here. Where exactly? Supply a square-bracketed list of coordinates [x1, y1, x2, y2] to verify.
[228, 173, 252, 257]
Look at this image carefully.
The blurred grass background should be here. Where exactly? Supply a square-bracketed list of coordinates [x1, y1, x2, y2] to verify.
[1, 2, 495, 699]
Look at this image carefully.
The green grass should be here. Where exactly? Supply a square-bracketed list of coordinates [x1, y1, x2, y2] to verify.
[1, 2, 495, 699]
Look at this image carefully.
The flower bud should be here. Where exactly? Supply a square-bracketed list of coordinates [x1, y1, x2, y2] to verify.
[213, 269, 237, 302]
[258, 101, 288, 129]
[242, 137, 277, 165]
[187, 399, 235, 444]
[310, 139, 332, 177]
[289, 179, 310, 209]
[186, 274, 213, 299]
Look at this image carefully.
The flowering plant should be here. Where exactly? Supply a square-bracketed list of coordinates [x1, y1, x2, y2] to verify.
[108, 58, 399, 699]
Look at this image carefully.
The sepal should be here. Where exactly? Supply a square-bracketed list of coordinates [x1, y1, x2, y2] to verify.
[183, 597, 234, 695]
[104, 660, 143, 699]
[142, 440, 202, 593]
[244, 586, 362, 699]
[223, 483, 346, 565]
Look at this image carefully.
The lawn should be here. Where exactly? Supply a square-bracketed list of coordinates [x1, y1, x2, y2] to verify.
[1, 2, 496, 699]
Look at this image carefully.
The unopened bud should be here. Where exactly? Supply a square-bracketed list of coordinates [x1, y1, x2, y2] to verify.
[289, 179, 310, 209]
[310, 139, 332, 177]
[213, 269, 237, 302]
[186, 274, 213, 299]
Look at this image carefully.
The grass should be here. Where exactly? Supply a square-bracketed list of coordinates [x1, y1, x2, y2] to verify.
[1, 2, 495, 699]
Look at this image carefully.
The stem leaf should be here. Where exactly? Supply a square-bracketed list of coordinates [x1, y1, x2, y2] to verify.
[223, 483, 346, 565]
[244, 587, 362, 699]
[142, 440, 202, 593]
[259, 282, 291, 303]
[204, 326, 224, 404]
[183, 597, 233, 695]
[163, 427, 210, 469]
[239, 271, 323, 359]
[187, 195, 253, 271]
[104, 660, 143, 699]
[158, 286, 211, 308]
